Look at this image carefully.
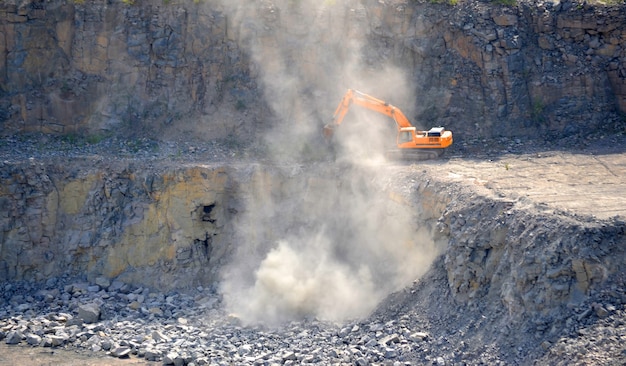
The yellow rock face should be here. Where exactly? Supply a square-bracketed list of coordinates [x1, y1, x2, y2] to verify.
[59, 175, 98, 215]
[0, 162, 239, 288]
[103, 167, 229, 281]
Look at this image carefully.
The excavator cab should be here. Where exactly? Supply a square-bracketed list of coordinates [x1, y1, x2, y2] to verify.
[398, 128, 415, 144]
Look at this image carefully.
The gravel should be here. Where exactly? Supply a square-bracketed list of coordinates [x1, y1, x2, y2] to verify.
[0, 277, 434, 365]
[2, 122, 625, 166]
[0, 134, 242, 166]
[1, 266, 624, 366]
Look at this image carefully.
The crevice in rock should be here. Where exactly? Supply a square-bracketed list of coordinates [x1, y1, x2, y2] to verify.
[200, 203, 216, 223]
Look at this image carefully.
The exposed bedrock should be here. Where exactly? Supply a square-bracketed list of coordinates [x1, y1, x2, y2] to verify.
[438, 187, 626, 320]
[1, 161, 623, 326]
[0, 161, 235, 289]
[0, 0, 625, 142]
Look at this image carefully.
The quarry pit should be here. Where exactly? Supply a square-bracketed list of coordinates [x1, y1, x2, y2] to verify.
[0, 134, 625, 366]
[2, 0, 626, 364]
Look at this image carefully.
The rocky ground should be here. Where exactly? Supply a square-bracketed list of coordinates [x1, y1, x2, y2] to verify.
[0, 130, 625, 365]
[0, 242, 624, 366]
[0, 274, 462, 366]
[0, 134, 240, 165]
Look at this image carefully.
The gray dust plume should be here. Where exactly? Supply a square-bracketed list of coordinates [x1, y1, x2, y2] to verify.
[215, 0, 437, 325]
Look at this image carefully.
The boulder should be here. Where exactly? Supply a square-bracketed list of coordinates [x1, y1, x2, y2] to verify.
[77, 303, 101, 324]
[5, 330, 23, 345]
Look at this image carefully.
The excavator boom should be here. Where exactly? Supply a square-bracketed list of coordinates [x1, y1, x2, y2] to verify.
[323, 89, 453, 159]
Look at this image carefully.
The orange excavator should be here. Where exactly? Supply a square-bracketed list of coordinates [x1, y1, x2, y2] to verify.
[323, 89, 453, 160]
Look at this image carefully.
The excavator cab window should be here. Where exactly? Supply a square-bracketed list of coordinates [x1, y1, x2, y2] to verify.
[399, 131, 412, 143]
[427, 127, 445, 137]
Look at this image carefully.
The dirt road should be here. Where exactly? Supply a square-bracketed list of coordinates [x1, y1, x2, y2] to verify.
[422, 139, 626, 221]
[0, 343, 155, 366]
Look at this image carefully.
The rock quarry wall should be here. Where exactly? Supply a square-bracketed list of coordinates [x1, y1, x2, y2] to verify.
[1, 0, 625, 142]
[437, 187, 626, 321]
[1, 159, 624, 324]
[0, 161, 239, 289]
[0, 161, 443, 293]
[407, 174, 625, 325]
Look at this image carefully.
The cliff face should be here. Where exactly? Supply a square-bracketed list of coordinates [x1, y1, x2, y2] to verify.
[0, 160, 444, 296]
[0, 0, 260, 139]
[0, 161, 239, 289]
[2, 156, 623, 327]
[0, 0, 625, 142]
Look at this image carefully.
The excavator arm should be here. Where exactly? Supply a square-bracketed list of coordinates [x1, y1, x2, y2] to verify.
[330, 89, 413, 127]
[323, 89, 453, 159]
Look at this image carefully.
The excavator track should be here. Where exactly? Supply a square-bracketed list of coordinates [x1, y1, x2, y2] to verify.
[385, 148, 444, 161]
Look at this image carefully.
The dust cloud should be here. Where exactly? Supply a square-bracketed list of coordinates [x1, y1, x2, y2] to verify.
[213, 0, 438, 325]
[221, 165, 440, 325]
